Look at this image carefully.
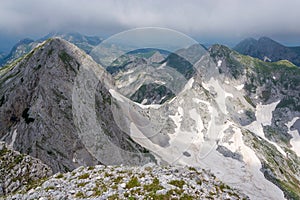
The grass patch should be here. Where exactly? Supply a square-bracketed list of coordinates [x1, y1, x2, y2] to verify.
[244, 96, 256, 107]
[75, 191, 85, 198]
[55, 173, 64, 179]
[126, 176, 140, 189]
[77, 182, 88, 187]
[168, 180, 185, 189]
[143, 178, 164, 192]
[78, 173, 89, 180]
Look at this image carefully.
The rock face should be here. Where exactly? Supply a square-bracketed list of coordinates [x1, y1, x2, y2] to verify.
[108, 44, 300, 199]
[1, 37, 300, 199]
[0, 38, 153, 173]
[7, 164, 248, 200]
[0, 141, 52, 196]
[234, 37, 300, 66]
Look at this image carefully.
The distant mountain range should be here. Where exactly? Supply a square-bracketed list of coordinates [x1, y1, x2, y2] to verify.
[1, 37, 300, 199]
[2, 34, 300, 69]
[1, 30, 300, 199]
[234, 37, 300, 66]
[0, 32, 102, 67]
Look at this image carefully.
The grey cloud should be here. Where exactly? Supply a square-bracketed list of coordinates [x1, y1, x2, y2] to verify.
[0, 0, 299, 45]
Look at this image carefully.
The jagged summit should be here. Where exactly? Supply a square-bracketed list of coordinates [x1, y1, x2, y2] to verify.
[0, 38, 153, 173]
[1, 37, 300, 199]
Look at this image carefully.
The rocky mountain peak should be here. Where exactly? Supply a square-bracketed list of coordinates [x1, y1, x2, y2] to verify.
[0, 38, 153, 174]
[1, 36, 300, 199]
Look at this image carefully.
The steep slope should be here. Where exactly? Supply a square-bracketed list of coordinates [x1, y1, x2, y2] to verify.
[210, 45, 300, 199]
[0, 38, 153, 173]
[108, 45, 205, 105]
[234, 37, 300, 66]
[1, 37, 300, 199]
[108, 44, 300, 199]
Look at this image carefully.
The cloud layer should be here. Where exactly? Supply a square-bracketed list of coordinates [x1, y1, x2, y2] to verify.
[0, 0, 300, 46]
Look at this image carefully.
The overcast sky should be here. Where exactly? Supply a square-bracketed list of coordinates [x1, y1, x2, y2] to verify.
[0, 0, 300, 51]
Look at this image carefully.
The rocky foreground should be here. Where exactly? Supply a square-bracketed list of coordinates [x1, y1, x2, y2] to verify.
[0, 142, 52, 196]
[5, 163, 248, 200]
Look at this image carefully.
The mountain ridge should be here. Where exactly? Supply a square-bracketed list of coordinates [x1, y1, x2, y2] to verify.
[0, 38, 153, 174]
[0, 38, 300, 199]
[234, 36, 300, 66]
[0, 32, 102, 67]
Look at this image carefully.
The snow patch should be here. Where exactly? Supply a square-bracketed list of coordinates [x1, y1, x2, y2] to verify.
[157, 62, 167, 69]
[218, 124, 285, 200]
[245, 101, 286, 156]
[202, 78, 233, 114]
[256, 101, 279, 126]
[192, 98, 210, 106]
[217, 60, 222, 67]
[286, 117, 300, 157]
[238, 110, 244, 114]
[235, 84, 244, 90]
[109, 89, 125, 103]
[141, 99, 148, 105]
[154, 80, 166, 85]
[181, 78, 194, 94]
[9, 129, 18, 148]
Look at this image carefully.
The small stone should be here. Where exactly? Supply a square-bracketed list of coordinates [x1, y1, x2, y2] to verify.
[86, 191, 94, 196]
[69, 190, 76, 194]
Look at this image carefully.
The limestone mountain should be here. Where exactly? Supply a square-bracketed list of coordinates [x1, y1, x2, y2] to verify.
[1, 38, 300, 200]
[107, 44, 300, 199]
[0, 38, 153, 174]
[234, 37, 300, 66]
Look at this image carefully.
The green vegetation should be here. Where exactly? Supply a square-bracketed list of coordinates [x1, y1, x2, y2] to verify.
[107, 193, 119, 200]
[55, 173, 64, 179]
[219, 183, 230, 191]
[47, 48, 54, 56]
[113, 176, 123, 184]
[244, 96, 255, 108]
[92, 186, 102, 196]
[168, 180, 185, 189]
[78, 173, 90, 179]
[59, 51, 78, 74]
[75, 191, 85, 198]
[77, 182, 88, 187]
[45, 186, 55, 191]
[87, 166, 95, 170]
[277, 96, 300, 111]
[143, 178, 164, 192]
[243, 130, 300, 199]
[126, 176, 141, 189]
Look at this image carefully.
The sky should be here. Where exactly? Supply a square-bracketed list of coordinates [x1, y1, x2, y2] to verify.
[0, 0, 300, 52]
